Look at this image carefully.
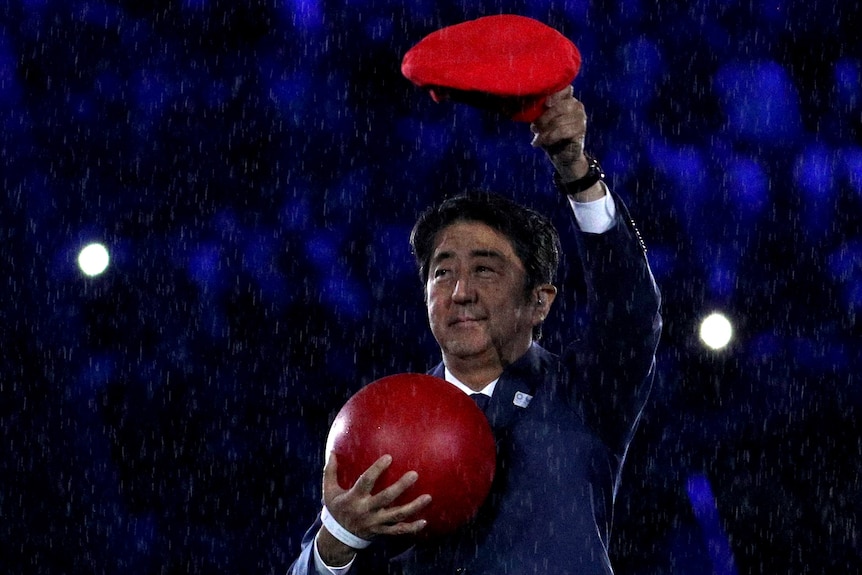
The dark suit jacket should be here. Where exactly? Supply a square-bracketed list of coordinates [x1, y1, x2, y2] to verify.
[289, 194, 662, 575]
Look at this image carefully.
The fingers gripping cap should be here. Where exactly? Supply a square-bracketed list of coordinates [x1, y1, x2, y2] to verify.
[401, 15, 581, 122]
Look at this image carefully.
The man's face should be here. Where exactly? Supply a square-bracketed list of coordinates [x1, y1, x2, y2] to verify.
[425, 220, 547, 370]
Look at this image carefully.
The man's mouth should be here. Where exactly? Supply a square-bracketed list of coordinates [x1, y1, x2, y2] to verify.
[451, 316, 484, 326]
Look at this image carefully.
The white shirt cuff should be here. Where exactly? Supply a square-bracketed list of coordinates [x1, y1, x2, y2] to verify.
[568, 183, 617, 234]
[313, 531, 356, 575]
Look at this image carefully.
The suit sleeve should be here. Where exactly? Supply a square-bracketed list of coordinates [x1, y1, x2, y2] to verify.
[287, 517, 323, 575]
[287, 513, 410, 575]
[562, 191, 662, 462]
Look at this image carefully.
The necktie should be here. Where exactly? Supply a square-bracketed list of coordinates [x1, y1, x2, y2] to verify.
[470, 393, 490, 412]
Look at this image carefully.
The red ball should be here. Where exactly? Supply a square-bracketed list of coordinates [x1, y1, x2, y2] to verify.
[326, 373, 496, 537]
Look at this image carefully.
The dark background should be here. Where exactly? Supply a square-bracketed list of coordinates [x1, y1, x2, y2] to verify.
[1, 1, 860, 573]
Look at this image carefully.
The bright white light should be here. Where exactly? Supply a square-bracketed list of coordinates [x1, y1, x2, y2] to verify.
[77, 243, 110, 277]
[699, 312, 733, 350]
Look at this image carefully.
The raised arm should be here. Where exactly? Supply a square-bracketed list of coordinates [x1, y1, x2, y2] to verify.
[531, 87, 662, 458]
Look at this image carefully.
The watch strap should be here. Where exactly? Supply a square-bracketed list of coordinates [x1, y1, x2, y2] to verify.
[554, 154, 605, 195]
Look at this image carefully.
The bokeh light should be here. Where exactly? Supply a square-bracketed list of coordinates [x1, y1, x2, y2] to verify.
[699, 312, 733, 350]
[77, 243, 110, 277]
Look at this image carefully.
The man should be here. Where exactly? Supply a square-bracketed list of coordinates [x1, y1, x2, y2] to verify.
[289, 87, 662, 574]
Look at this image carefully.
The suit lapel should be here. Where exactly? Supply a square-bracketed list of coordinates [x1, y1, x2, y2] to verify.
[485, 344, 548, 431]
[428, 343, 555, 432]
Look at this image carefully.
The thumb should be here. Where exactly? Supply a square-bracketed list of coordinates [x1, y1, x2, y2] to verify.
[322, 451, 345, 503]
[544, 85, 574, 108]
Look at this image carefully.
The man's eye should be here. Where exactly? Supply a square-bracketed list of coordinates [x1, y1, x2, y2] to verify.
[475, 266, 494, 275]
[433, 268, 449, 278]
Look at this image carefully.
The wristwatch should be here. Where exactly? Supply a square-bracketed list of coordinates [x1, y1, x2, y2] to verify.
[554, 153, 605, 195]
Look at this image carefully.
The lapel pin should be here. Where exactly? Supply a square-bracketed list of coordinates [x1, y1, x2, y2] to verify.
[513, 391, 533, 408]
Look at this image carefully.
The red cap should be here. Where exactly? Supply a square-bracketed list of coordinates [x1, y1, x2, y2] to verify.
[401, 15, 581, 122]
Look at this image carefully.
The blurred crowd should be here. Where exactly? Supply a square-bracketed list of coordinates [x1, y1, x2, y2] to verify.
[1, 1, 859, 573]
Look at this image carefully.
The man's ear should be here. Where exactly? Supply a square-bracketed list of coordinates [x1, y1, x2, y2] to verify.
[533, 284, 557, 324]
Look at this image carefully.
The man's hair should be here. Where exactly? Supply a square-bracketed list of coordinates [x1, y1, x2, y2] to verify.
[409, 192, 561, 296]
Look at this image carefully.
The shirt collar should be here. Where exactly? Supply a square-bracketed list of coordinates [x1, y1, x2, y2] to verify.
[444, 367, 498, 397]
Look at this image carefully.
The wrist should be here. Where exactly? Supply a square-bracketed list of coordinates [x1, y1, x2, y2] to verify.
[316, 527, 359, 568]
[320, 505, 372, 550]
[554, 154, 590, 182]
[554, 153, 605, 200]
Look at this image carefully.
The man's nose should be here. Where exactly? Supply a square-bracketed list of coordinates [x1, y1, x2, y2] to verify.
[451, 277, 476, 303]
